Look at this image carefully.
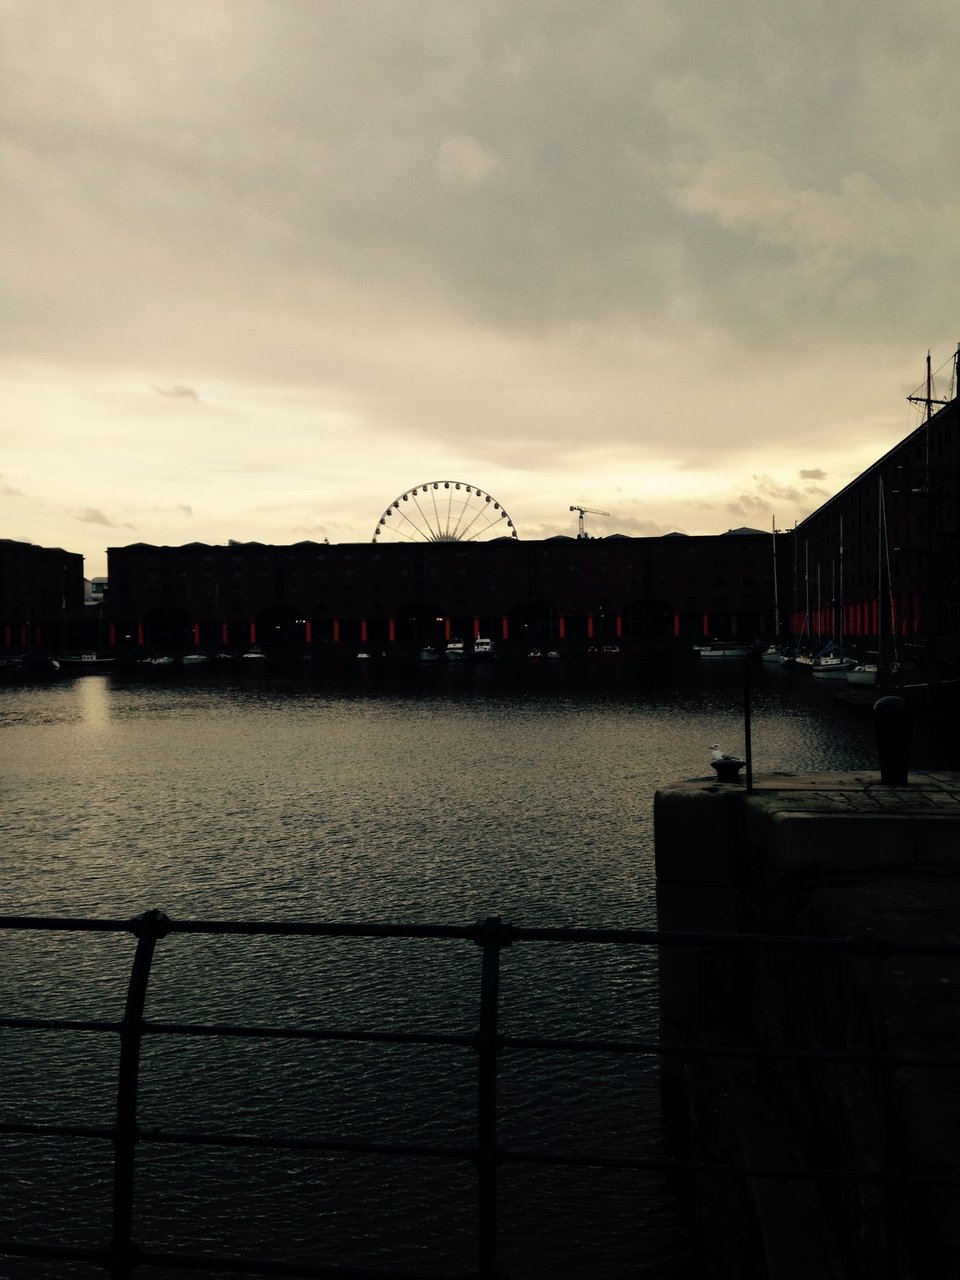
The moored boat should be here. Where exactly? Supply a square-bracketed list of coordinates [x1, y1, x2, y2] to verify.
[58, 652, 115, 672]
[846, 663, 878, 687]
[699, 642, 752, 659]
[811, 654, 857, 680]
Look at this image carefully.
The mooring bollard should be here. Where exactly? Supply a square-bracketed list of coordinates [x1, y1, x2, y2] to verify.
[874, 695, 912, 785]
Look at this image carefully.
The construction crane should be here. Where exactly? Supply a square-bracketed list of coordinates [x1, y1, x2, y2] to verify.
[569, 505, 610, 539]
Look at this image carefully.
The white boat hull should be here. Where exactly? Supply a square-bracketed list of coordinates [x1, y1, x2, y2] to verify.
[846, 665, 878, 686]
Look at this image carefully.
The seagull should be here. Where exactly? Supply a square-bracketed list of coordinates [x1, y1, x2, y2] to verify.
[710, 744, 737, 762]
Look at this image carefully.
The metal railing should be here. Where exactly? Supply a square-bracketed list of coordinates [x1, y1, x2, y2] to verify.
[2, 912, 960, 1278]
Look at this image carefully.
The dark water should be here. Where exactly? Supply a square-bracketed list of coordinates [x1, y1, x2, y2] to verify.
[1, 660, 952, 1278]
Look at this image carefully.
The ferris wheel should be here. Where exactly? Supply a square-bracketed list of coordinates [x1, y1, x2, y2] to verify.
[372, 481, 519, 543]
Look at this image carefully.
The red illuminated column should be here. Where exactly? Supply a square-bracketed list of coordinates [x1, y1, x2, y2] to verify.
[192, 622, 200, 646]
[220, 622, 228, 645]
[249, 622, 256, 645]
[388, 618, 395, 642]
[702, 613, 710, 637]
[473, 616, 480, 640]
[587, 614, 594, 639]
[108, 623, 116, 646]
[615, 615, 623, 639]
[501, 616, 509, 640]
[361, 619, 368, 643]
[673, 612, 680, 637]
[558, 615, 566, 640]
[333, 618, 340, 643]
[137, 622, 145, 646]
[304, 620, 313, 643]
[444, 617, 452, 641]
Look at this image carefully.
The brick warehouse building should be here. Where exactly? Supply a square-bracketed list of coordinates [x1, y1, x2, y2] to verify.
[791, 392, 960, 670]
[0, 539, 85, 653]
[103, 528, 783, 658]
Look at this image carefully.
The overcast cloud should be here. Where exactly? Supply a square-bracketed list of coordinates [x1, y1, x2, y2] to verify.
[3, 1, 958, 574]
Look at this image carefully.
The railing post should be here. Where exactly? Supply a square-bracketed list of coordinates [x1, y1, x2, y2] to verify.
[474, 916, 509, 1279]
[110, 910, 170, 1279]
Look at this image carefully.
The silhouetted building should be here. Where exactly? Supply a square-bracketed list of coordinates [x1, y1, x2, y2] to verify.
[0, 538, 84, 652]
[105, 530, 780, 655]
[792, 395, 960, 670]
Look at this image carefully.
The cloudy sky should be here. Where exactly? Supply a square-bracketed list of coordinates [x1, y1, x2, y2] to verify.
[4, 1, 959, 577]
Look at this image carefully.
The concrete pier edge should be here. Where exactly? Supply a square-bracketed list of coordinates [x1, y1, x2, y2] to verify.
[655, 768, 960, 1279]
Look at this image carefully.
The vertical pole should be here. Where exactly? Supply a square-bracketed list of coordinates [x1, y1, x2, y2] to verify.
[475, 917, 507, 1279]
[743, 662, 753, 793]
[111, 910, 170, 1280]
[586, 614, 594, 639]
[558, 614, 566, 640]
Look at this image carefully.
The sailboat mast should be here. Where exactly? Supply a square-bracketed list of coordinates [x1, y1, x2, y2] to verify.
[877, 477, 883, 674]
[839, 514, 844, 658]
[771, 517, 780, 645]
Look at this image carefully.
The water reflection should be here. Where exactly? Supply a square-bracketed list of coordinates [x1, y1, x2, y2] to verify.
[75, 673, 112, 727]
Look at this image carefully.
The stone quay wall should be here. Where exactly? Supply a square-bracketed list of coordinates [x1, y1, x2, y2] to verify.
[655, 770, 960, 1279]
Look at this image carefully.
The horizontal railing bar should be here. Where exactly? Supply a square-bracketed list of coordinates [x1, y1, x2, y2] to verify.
[6, 1012, 960, 1074]
[0, 915, 477, 941]
[5, 913, 960, 959]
